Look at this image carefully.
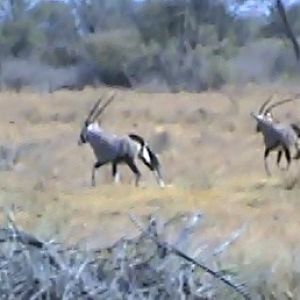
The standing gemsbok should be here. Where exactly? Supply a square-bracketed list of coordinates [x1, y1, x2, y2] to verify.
[78, 93, 165, 187]
[251, 95, 300, 176]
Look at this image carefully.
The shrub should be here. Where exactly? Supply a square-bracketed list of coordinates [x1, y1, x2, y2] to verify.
[0, 58, 85, 92]
[228, 38, 300, 84]
[197, 50, 229, 90]
[83, 28, 144, 86]
[0, 213, 249, 299]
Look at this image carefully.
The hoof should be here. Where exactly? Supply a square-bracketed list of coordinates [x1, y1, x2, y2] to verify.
[159, 180, 165, 188]
[279, 166, 289, 171]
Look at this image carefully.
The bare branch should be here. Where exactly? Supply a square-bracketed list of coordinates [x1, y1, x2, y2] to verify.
[0, 228, 61, 269]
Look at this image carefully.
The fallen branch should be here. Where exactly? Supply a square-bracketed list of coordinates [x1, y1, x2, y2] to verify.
[129, 213, 251, 300]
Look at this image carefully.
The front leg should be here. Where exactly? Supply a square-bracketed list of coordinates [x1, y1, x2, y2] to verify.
[283, 146, 291, 170]
[112, 162, 120, 184]
[91, 161, 104, 187]
[264, 148, 271, 177]
[276, 150, 282, 169]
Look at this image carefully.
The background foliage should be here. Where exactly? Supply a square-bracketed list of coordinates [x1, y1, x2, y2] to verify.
[0, 0, 299, 92]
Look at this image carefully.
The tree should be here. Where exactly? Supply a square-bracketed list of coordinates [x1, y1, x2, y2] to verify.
[0, 0, 31, 22]
[0, 0, 44, 58]
[235, 0, 300, 60]
[71, 0, 135, 34]
[275, 0, 300, 60]
[31, 1, 80, 65]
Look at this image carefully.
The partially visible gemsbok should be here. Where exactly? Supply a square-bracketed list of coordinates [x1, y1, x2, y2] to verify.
[251, 95, 300, 175]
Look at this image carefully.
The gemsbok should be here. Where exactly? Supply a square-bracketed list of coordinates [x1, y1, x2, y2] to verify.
[78, 93, 165, 187]
[251, 95, 300, 176]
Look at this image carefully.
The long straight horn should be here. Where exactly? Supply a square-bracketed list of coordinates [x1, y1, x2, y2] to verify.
[258, 94, 274, 114]
[86, 95, 105, 122]
[92, 92, 116, 121]
[264, 96, 300, 114]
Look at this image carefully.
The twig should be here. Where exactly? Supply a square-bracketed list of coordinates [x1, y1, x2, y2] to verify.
[213, 223, 248, 257]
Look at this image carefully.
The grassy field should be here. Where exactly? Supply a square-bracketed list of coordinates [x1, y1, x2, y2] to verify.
[1, 84, 300, 296]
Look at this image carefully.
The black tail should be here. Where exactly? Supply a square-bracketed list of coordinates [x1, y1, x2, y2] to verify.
[128, 133, 160, 170]
[291, 123, 300, 138]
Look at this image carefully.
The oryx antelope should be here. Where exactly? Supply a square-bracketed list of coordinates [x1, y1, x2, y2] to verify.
[251, 96, 300, 176]
[78, 93, 165, 187]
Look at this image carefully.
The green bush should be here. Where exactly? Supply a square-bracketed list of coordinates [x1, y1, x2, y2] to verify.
[0, 19, 45, 57]
[84, 28, 143, 73]
[192, 45, 229, 90]
[206, 55, 229, 89]
[83, 28, 144, 86]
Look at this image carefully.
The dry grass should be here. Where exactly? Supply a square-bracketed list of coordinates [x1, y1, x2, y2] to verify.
[1, 84, 300, 296]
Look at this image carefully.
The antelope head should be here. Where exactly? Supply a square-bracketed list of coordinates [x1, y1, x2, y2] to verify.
[78, 92, 116, 145]
[255, 95, 297, 132]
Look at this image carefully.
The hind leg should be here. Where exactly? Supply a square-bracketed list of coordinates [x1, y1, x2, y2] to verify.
[125, 157, 141, 187]
[264, 148, 271, 176]
[293, 142, 300, 159]
[283, 147, 291, 170]
[153, 167, 165, 188]
[140, 158, 165, 187]
[276, 150, 283, 169]
[139, 154, 165, 187]
[130, 133, 165, 187]
[112, 162, 120, 184]
[91, 161, 105, 187]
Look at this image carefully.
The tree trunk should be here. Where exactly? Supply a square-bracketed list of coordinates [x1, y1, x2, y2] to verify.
[276, 0, 300, 60]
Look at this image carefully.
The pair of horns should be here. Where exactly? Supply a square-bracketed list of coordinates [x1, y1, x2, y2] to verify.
[86, 92, 116, 123]
[258, 93, 300, 115]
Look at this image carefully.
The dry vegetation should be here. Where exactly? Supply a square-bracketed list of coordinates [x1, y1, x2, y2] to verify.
[1, 85, 300, 297]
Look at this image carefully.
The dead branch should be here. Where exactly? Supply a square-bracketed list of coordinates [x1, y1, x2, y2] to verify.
[0, 228, 61, 269]
[129, 213, 251, 300]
